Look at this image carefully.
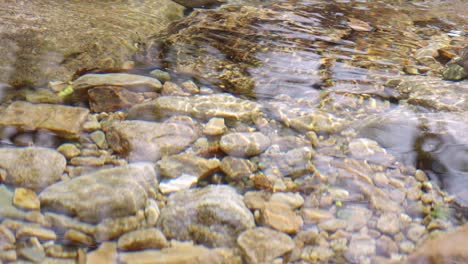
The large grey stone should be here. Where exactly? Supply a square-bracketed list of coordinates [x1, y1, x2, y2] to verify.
[0, 0, 183, 87]
[105, 117, 200, 162]
[0, 101, 89, 138]
[39, 163, 157, 224]
[0, 147, 66, 191]
[127, 94, 261, 122]
[157, 185, 255, 247]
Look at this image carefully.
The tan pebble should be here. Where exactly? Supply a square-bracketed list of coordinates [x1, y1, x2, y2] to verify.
[64, 229, 95, 246]
[302, 209, 333, 224]
[57, 143, 81, 159]
[415, 170, 429, 182]
[181, 80, 200, 94]
[16, 226, 57, 242]
[203, 117, 227, 136]
[13, 188, 40, 210]
[70, 156, 106, 166]
[261, 202, 303, 234]
[86, 242, 117, 264]
[270, 192, 304, 209]
[117, 228, 168, 251]
[0, 249, 17, 262]
[421, 193, 434, 204]
[82, 121, 101, 132]
[45, 244, 78, 259]
[25, 211, 50, 227]
[0, 225, 16, 248]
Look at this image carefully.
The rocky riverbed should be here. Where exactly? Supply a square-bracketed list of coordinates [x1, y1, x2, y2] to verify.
[0, 0, 468, 263]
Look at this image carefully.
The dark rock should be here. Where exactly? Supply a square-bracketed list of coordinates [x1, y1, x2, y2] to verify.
[172, 0, 225, 8]
[88, 86, 144, 113]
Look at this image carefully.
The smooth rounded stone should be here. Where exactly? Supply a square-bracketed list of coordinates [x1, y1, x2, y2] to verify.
[237, 227, 295, 264]
[302, 209, 334, 224]
[127, 94, 261, 122]
[90, 130, 108, 149]
[69, 156, 107, 167]
[181, 80, 200, 94]
[39, 163, 156, 224]
[157, 185, 255, 247]
[220, 132, 270, 157]
[16, 226, 57, 242]
[172, 0, 225, 8]
[344, 235, 376, 263]
[203, 117, 227, 136]
[64, 229, 95, 247]
[243, 191, 271, 210]
[144, 199, 160, 227]
[157, 153, 220, 179]
[158, 174, 198, 194]
[404, 223, 468, 263]
[376, 235, 399, 257]
[149, 69, 171, 83]
[0, 101, 89, 138]
[318, 219, 347, 233]
[336, 206, 373, 232]
[13, 188, 40, 210]
[118, 242, 240, 264]
[270, 192, 304, 209]
[56, 144, 80, 159]
[117, 228, 167, 251]
[377, 213, 401, 235]
[86, 242, 117, 264]
[88, 86, 144, 113]
[82, 120, 101, 132]
[443, 63, 467, 80]
[259, 146, 314, 177]
[72, 73, 162, 94]
[348, 138, 395, 166]
[0, 147, 66, 191]
[220, 156, 256, 180]
[105, 118, 199, 162]
[0, 225, 15, 250]
[406, 223, 426, 243]
[260, 202, 303, 234]
[95, 212, 146, 242]
[161, 81, 189, 96]
[415, 169, 429, 182]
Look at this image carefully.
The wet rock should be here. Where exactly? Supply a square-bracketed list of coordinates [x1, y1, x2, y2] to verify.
[260, 202, 303, 234]
[377, 213, 401, 235]
[318, 219, 347, 233]
[405, 223, 468, 263]
[270, 192, 304, 209]
[88, 86, 144, 113]
[237, 227, 295, 264]
[406, 223, 426, 243]
[159, 174, 198, 194]
[161, 81, 188, 96]
[443, 63, 468, 80]
[44, 213, 96, 237]
[149, 69, 171, 83]
[16, 226, 57, 242]
[348, 138, 395, 166]
[95, 212, 146, 242]
[64, 229, 95, 247]
[117, 228, 167, 251]
[0, 225, 15, 250]
[17, 237, 46, 263]
[220, 132, 270, 157]
[259, 146, 314, 178]
[127, 94, 261, 122]
[0, 147, 66, 191]
[105, 118, 199, 162]
[172, 0, 225, 8]
[44, 245, 79, 259]
[220, 156, 256, 180]
[144, 199, 160, 227]
[118, 241, 240, 264]
[57, 144, 80, 159]
[13, 188, 40, 210]
[181, 80, 200, 94]
[73, 73, 162, 94]
[376, 235, 399, 257]
[86, 242, 117, 264]
[344, 235, 376, 263]
[0, 250, 16, 262]
[69, 156, 107, 167]
[0, 185, 27, 220]
[203, 117, 227, 136]
[336, 206, 373, 232]
[39, 163, 157, 224]
[0, 101, 89, 138]
[157, 185, 255, 247]
[157, 153, 220, 179]
[90, 130, 108, 149]
[0, 1, 183, 87]
[302, 209, 334, 224]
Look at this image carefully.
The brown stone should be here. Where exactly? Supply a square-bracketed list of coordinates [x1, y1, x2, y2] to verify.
[117, 228, 168, 251]
[16, 226, 57, 242]
[0, 101, 89, 138]
[86, 242, 117, 264]
[261, 202, 303, 234]
[13, 188, 40, 210]
[157, 153, 220, 179]
[220, 156, 255, 180]
[88, 86, 144, 112]
[405, 223, 468, 263]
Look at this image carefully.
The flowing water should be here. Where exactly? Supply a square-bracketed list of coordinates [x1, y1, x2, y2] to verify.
[0, 0, 467, 263]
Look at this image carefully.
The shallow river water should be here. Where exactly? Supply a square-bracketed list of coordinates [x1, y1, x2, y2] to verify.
[0, 0, 467, 263]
